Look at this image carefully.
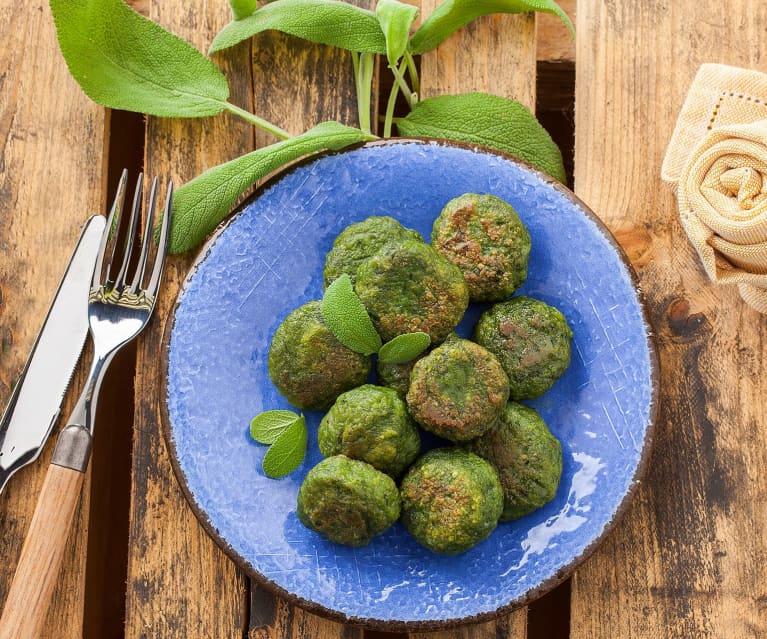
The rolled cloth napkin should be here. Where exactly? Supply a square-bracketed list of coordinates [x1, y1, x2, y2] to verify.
[662, 64, 767, 313]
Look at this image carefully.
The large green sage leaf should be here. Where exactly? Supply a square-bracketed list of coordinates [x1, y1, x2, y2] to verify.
[261, 415, 307, 478]
[321, 274, 382, 355]
[170, 122, 374, 253]
[378, 332, 430, 364]
[396, 93, 566, 183]
[410, 0, 573, 54]
[210, 0, 387, 54]
[376, 0, 419, 66]
[50, 0, 229, 117]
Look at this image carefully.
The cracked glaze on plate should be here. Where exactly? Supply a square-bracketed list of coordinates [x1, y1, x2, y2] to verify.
[163, 140, 658, 629]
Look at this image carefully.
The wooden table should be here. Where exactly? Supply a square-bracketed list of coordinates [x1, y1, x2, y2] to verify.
[2, 0, 766, 637]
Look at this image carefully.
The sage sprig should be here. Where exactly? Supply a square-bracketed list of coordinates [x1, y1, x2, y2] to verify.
[250, 410, 307, 477]
[52, 0, 574, 255]
[321, 274, 431, 362]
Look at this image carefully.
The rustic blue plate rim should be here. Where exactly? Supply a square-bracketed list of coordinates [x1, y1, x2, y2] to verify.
[160, 138, 659, 631]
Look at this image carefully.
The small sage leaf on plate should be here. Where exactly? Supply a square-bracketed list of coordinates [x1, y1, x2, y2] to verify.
[321, 274, 382, 355]
[250, 410, 301, 444]
[376, 0, 419, 66]
[396, 93, 566, 183]
[410, 0, 573, 54]
[378, 332, 431, 364]
[210, 0, 387, 54]
[262, 415, 308, 478]
[229, 0, 258, 21]
[170, 122, 374, 253]
[51, 0, 230, 118]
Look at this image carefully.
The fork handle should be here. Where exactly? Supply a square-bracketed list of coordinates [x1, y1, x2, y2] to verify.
[0, 434, 89, 639]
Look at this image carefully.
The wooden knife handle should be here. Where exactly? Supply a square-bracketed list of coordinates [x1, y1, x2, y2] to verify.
[0, 463, 85, 639]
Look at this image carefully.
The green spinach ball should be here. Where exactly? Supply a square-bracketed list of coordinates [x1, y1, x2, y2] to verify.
[465, 402, 563, 520]
[406, 335, 509, 442]
[297, 455, 400, 547]
[355, 239, 469, 344]
[268, 301, 371, 411]
[323, 215, 423, 287]
[400, 448, 503, 555]
[473, 296, 573, 399]
[318, 384, 420, 477]
[431, 193, 531, 302]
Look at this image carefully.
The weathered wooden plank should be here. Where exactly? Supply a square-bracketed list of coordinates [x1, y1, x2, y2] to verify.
[536, 0, 575, 64]
[411, 2, 538, 638]
[0, 0, 108, 636]
[571, 1, 767, 637]
[246, 2, 372, 638]
[122, 2, 252, 637]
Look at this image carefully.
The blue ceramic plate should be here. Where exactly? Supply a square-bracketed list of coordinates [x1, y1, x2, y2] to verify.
[163, 139, 658, 630]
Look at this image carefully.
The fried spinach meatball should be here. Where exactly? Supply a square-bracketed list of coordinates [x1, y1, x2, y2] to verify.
[406, 336, 509, 442]
[268, 301, 371, 411]
[465, 402, 562, 521]
[399, 448, 503, 555]
[323, 216, 423, 287]
[318, 384, 420, 477]
[431, 193, 532, 302]
[297, 455, 400, 547]
[355, 240, 469, 344]
[473, 296, 573, 399]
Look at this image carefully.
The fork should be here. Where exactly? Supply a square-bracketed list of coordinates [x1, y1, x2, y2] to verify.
[0, 171, 173, 639]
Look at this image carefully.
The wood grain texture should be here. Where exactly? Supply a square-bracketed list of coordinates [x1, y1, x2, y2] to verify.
[536, 0, 575, 64]
[418, 0, 536, 108]
[122, 3, 252, 638]
[0, 465, 85, 639]
[571, 1, 767, 637]
[411, 2, 538, 638]
[0, 0, 108, 636]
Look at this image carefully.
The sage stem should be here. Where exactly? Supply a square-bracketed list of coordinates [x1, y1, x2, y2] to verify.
[224, 103, 291, 140]
[390, 62, 415, 108]
[405, 51, 420, 101]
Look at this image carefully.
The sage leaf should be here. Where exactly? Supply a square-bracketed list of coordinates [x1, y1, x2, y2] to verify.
[378, 332, 431, 364]
[262, 415, 307, 478]
[210, 0, 387, 55]
[170, 122, 374, 253]
[229, 0, 258, 21]
[50, 0, 230, 118]
[376, 0, 419, 66]
[396, 93, 566, 183]
[410, 0, 573, 54]
[321, 274, 382, 355]
[250, 410, 300, 444]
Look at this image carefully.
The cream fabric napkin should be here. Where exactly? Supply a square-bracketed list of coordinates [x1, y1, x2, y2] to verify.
[662, 63, 767, 313]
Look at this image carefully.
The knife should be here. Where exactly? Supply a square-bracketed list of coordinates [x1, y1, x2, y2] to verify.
[0, 215, 106, 494]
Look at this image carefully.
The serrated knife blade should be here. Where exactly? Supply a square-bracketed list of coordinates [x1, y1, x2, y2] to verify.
[0, 215, 105, 494]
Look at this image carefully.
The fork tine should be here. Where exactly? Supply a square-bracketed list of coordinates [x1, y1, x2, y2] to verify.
[93, 169, 127, 290]
[146, 181, 173, 298]
[129, 177, 159, 294]
[112, 173, 143, 291]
